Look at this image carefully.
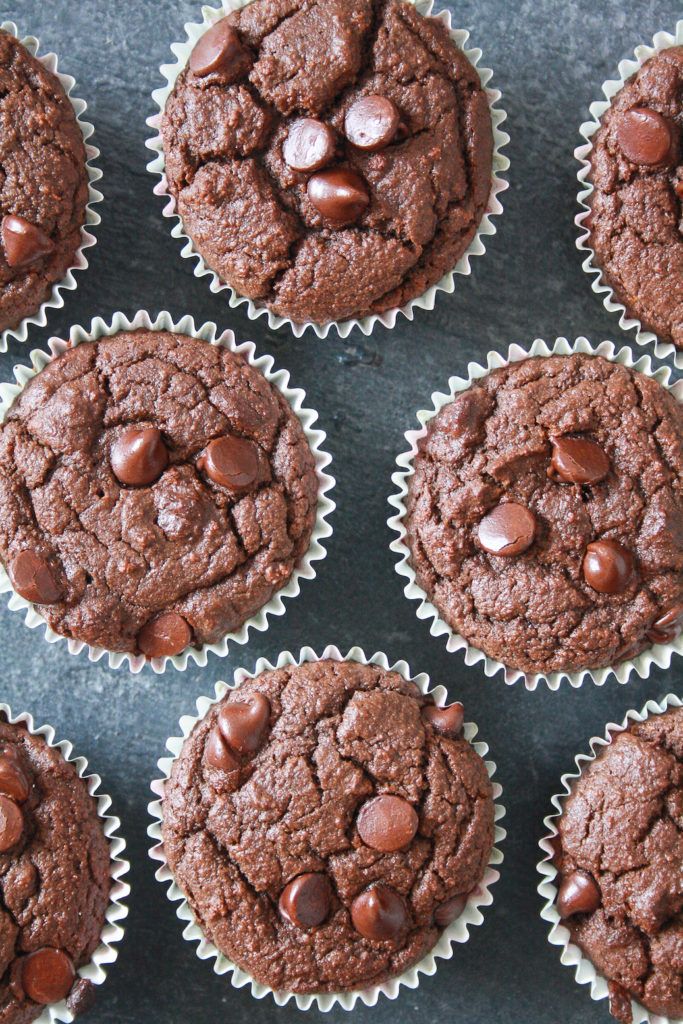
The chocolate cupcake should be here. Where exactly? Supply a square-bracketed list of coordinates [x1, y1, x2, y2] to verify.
[151, 650, 502, 1006]
[0, 313, 332, 672]
[392, 341, 683, 683]
[151, 0, 507, 332]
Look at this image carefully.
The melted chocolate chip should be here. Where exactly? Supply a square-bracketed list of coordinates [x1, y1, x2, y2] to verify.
[583, 540, 635, 594]
[357, 795, 418, 852]
[434, 894, 467, 928]
[189, 21, 245, 78]
[1, 214, 55, 268]
[647, 603, 683, 644]
[307, 168, 370, 225]
[0, 756, 29, 803]
[279, 872, 332, 930]
[550, 435, 610, 485]
[218, 693, 270, 755]
[283, 118, 336, 172]
[0, 795, 23, 852]
[111, 427, 168, 487]
[351, 885, 408, 942]
[345, 95, 400, 151]
[205, 727, 239, 772]
[8, 551, 61, 605]
[478, 502, 536, 557]
[557, 869, 601, 918]
[197, 436, 259, 494]
[137, 612, 191, 659]
[421, 702, 464, 738]
[20, 948, 75, 1005]
[617, 107, 675, 166]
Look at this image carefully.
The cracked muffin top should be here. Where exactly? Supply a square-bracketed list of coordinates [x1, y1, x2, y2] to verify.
[161, 659, 495, 993]
[0, 31, 89, 335]
[0, 718, 110, 1024]
[0, 330, 319, 659]
[404, 353, 683, 676]
[160, 0, 493, 326]
[587, 46, 683, 348]
[555, 707, 683, 1024]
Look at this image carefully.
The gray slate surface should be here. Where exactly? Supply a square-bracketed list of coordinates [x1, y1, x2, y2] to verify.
[1, 2, 681, 1022]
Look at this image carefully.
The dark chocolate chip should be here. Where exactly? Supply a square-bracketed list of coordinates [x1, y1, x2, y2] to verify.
[351, 885, 408, 942]
[357, 795, 418, 852]
[345, 95, 400, 151]
[478, 502, 536, 557]
[137, 612, 191, 659]
[557, 869, 601, 918]
[8, 551, 61, 605]
[111, 427, 168, 487]
[197, 436, 259, 494]
[189, 20, 244, 78]
[279, 872, 332, 930]
[1, 215, 55, 268]
[205, 726, 239, 772]
[66, 978, 97, 1018]
[434, 894, 467, 928]
[0, 756, 29, 803]
[583, 540, 635, 594]
[283, 118, 336, 172]
[550, 435, 610, 485]
[0, 795, 23, 852]
[421, 702, 464, 738]
[307, 169, 369, 226]
[647, 602, 683, 644]
[617, 107, 675, 165]
[20, 948, 75, 1005]
[218, 693, 270, 755]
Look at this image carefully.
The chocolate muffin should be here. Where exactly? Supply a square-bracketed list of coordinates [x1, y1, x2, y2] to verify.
[160, 0, 493, 325]
[0, 717, 111, 1024]
[404, 353, 683, 676]
[586, 46, 683, 348]
[554, 707, 683, 1024]
[0, 30, 89, 334]
[0, 330, 320, 660]
[161, 659, 495, 994]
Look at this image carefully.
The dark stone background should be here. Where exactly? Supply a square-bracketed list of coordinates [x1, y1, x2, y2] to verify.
[1, 2, 681, 1022]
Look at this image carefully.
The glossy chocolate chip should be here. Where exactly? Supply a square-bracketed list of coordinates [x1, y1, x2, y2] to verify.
[0, 795, 23, 852]
[647, 603, 683, 644]
[137, 612, 191, 659]
[197, 436, 259, 493]
[283, 118, 336, 172]
[421, 702, 464, 738]
[583, 540, 634, 594]
[675, 179, 683, 199]
[111, 427, 168, 487]
[0, 756, 29, 803]
[434, 894, 467, 928]
[351, 885, 408, 942]
[357, 795, 418, 853]
[1, 215, 55, 268]
[478, 502, 536, 557]
[345, 95, 400, 151]
[218, 693, 270, 755]
[21, 948, 75, 1005]
[557, 870, 601, 918]
[307, 168, 369, 226]
[205, 726, 239, 772]
[608, 981, 633, 1024]
[9, 551, 61, 605]
[279, 872, 332, 930]
[189, 20, 244, 77]
[550, 436, 610, 485]
[617, 108, 675, 165]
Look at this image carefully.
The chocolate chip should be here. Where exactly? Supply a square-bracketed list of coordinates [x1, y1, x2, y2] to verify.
[357, 795, 418, 852]
[647, 602, 683, 644]
[0, 756, 29, 803]
[204, 726, 239, 772]
[8, 551, 61, 605]
[283, 118, 336, 172]
[351, 885, 408, 942]
[1, 214, 55, 268]
[345, 95, 400, 151]
[0, 795, 23, 852]
[421, 702, 464, 738]
[66, 977, 96, 1018]
[617, 108, 675, 166]
[218, 693, 270, 755]
[550, 435, 610, 485]
[307, 168, 370, 226]
[197, 436, 259, 494]
[279, 872, 332, 930]
[20, 948, 75, 1005]
[189, 20, 244, 78]
[583, 540, 635, 594]
[557, 869, 601, 918]
[137, 612, 191, 659]
[608, 981, 633, 1024]
[675, 179, 683, 199]
[111, 427, 168, 487]
[434, 894, 467, 928]
[478, 502, 536, 557]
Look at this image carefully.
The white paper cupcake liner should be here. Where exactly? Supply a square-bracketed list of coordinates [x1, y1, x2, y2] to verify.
[537, 692, 683, 1024]
[0, 309, 335, 674]
[145, 0, 509, 340]
[0, 23, 103, 354]
[388, 336, 683, 692]
[0, 702, 129, 1024]
[575, 21, 683, 370]
[148, 644, 506, 1012]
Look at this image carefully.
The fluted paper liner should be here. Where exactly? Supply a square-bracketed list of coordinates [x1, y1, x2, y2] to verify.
[0, 310, 335, 674]
[0, 23, 102, 353]
[148, 644, 505, 1011]
[145, 0, 509, 339]
[537, 693, 683, 1024]
[388, 336, 683, 691]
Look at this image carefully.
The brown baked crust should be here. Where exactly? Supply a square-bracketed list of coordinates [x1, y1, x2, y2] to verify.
[587, 46, 683, 348]
[0, 331, 319, 655]
[558, 707, 683, 1020]
[162, 660, 495, 993]
[160, 0, 493, 325]
[404, 354, 683, 675]
[0, 31, 89, 334]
